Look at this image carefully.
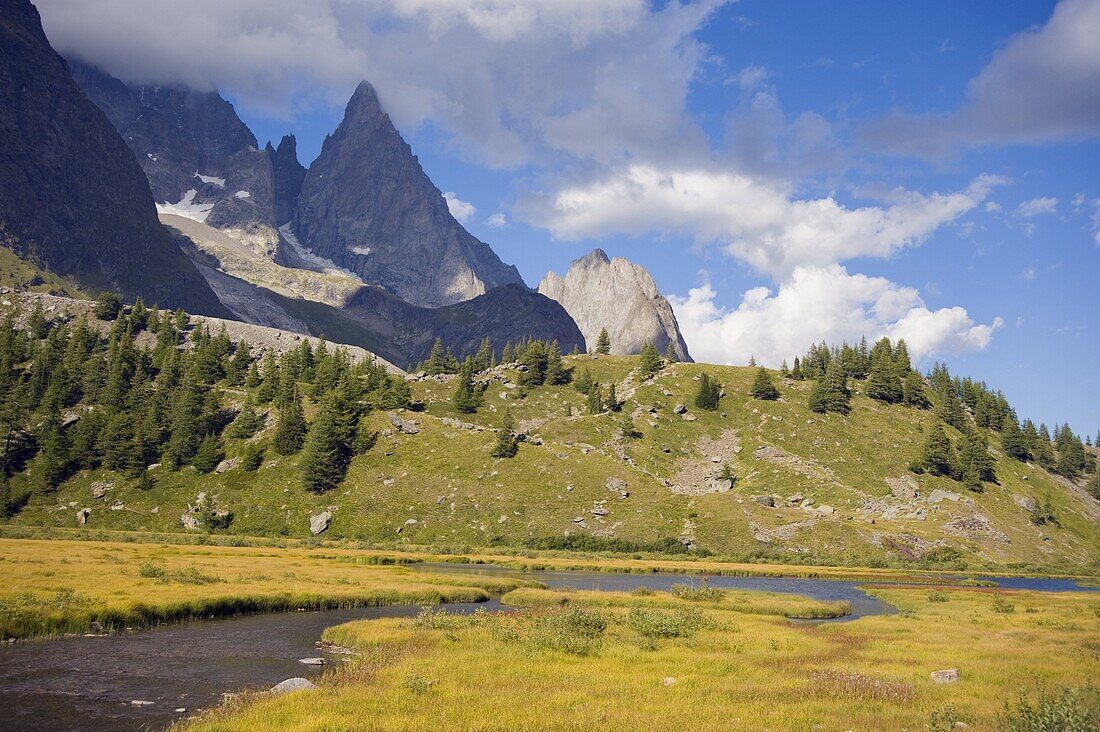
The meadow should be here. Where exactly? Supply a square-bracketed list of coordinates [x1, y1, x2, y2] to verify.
[181, 582, 1100, 731]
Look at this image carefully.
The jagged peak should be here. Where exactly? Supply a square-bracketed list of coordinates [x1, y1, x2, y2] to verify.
[575, 248, 611, 267]
[276, 134, 297, 154]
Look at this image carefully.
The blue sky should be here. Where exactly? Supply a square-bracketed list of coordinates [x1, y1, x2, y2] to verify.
[39, 0, 1099, 438]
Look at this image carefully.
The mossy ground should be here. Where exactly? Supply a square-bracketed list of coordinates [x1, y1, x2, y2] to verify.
[6, 356, 1098, 572]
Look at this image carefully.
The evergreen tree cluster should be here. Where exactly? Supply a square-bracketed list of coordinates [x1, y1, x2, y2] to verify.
[0, 297, 413, 509]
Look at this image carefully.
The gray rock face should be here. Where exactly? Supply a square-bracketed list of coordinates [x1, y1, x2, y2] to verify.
[293, 82, 523, 307]
[68, 60, 277, 237]
[538, 249, 691, 361]
[268, 135, 306, 226]
[0, 5, 228, 317]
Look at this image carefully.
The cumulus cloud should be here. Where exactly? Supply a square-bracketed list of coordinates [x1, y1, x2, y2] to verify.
[525, 164, 1002, 279]
[669, 265, 1004, 366]
[486, 213, 507, 228]
[37, 0, 724, 168]
[442, 192, 476, 223]
[726, 65, 768, 90]
[862, 0, 1100, 155]
[1017, 197, 1059, 217]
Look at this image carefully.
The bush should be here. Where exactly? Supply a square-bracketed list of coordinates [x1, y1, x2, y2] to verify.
[670, 578, 723, 602]
[992, 595, 1016, 614]
[532, 607, 608, 656]
[627, 607, 703, 639]
[997, 686, 1099, 732]
[926, 589, 949, 603]
[93, 291, 123, 320]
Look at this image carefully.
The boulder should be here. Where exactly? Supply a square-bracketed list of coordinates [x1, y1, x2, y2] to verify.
[681, 413, 697, 422]
[180, 513, 201, 530]
[817, 505, 835, 516]
[886, 475, 919, 499]
[930, 669, 959, 684]
[673, 403, 687, 415]
[591, 506, 610, 517]
[606, 477, 628, 493]
[927, 489, 961, 504]
[1014, 495, 1038, 512]
[214, 457, 241, 474]
[298, 657, 326, 666]
[310, 510, 333, 535]
[130, 700, 155, 707]
[753, 495, 775, 508]
[90, 481, 113, 500]
[387, 412, 420, 435]
[76, 508, 90, 525]
[269, 677, 317, 695]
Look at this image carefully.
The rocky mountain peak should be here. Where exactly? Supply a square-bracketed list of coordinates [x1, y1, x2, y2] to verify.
[268, 134, 305, 226]
[291, 80, 524, 308]
[0, 0, 228, 316]
[539, 250, 692, 362]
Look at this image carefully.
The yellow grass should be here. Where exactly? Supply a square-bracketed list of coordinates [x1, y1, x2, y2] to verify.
[0, 538, 538, 639]
[183, 585, 1100, 731]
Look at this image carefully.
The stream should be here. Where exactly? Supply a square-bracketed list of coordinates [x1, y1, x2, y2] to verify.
[0, 566, 1094, 731]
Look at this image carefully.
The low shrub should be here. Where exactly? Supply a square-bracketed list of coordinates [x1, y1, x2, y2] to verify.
[627, 607, 703, 639]
[997, 686, 1099, 732]
[670, 578, 723, 602]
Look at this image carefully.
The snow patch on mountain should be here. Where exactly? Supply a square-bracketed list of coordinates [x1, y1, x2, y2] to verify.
[156, 189, 214, 223]
[279, 224, 362, 281]
[195, 172, 226, 187]
[234, 190, 251, 199]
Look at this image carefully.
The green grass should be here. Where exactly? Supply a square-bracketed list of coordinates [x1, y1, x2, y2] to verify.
[5, 356, 1098, 572]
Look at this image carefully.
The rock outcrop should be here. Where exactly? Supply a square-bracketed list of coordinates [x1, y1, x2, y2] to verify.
[0, 1, 228, 316]
[68, 59, 278, 243]
[293, 82, 524, 307]
[538, 249, 691, 361]
[268, 135, 306, 226]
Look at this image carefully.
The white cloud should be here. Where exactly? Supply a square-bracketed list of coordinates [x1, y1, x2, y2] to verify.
[726, 65, 768, 90]
[862, 0, 1100, 155]
[1090, 198, 1100, 245]
[669, 265, 1003, 366]
[984, 201, 1002, 213]
[442, 192, 476, 223]
[38, 0, 725, 168]
[1017, 197, 1058, 217]
[526, 164, 1002, 279]
[486, 213, 507, 228]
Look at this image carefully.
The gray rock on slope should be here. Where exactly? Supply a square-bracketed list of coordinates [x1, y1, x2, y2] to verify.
[293, 82, 524, 307]
[0, 3, 228, 316]
[538, 249, 691, 361]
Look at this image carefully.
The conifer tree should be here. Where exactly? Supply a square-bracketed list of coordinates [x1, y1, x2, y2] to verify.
[694, 373, 721, 411]
[452, 360, 484, 413]
[225, 342, 252, 386]
[866, 355, 903, 404]
[423, 338, 448, 375]
[501, 342, 513, 364]
[808, 361, 851, 414]
[664, 341, 678, 362]
[606, 382, 619, 412]
[1087, 471, 1100, 501]
[1053, 424, 1089, 478]
[750, 367, 780, 400]
[594, 328, 611, 355]
[958, 431, 996, 483]
[472, 338, 493, 372]
[272, 384, 306, 455]
[35, 397, 69, 492]
[748, 355, 757, 367]
[519, 340, 549, 387]
[619, 413, 640, 439]
[894, 340, 912, 374]
[300, 393, 350, 492]
[902, 371, 930, 409]
[779, 360, 790, 378]
[490, 409, 519, 458]
[920, 423, 957, 478]
[192, 433, 223, 474]
[241, 442, 264, 472]
[573, 367, 595, 395]
[790, 356, 804, 380]
[935, 388, 969, 432]
[585, 382, 604, 414]
[544, 341, 569, 385]
[1000, 414, 1030, 461]
[227, 404, 263, 439]
[93, 291, 123, 321]
[353, 421, 379, 455]
[636, 341, 662, 381]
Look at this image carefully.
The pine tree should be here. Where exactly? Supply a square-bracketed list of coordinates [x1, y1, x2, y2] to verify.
[241, 442, 264, 472]
[585, 382, 604, 414]
[808, 361, 851, 414]
[866, 356, 903, 404]
[958, 431, 995, 483]
[1000, 414, 1030, 461]
[472, 338, 493, 372]
[894, 340, 912, 374]
[920, 423, 957, 478]
[1087, 471, 1100, 501]
[490, 409, 519, 458]
[192, 434, 223, 474]
[35, 398, 69, 492]
[606, 382, 619, 412]
[935, 388, 969, 432]
[573, 367, 595, 395]
[594, 328, 611, 355]
[501, 342, 513, 364]
[664, 341, 678, 362]
[748, 355, 756, 367]
[452, 360, 484, 413]
[226, 404, 263, 439]
[750, 367, 780, 400]
[619, 413, 640, 439]
[790, 356, 804, 380]
[544, 341, 569, 385]
[353, 421, 379, 455]
[519, 340, 549, 387]
[423, 338, 448, 375]
[694, 373, 721, 411]
[93, 291, 123, 321]
[1053, 424, 1088, 478]
[300, 393, 350, 493]
[636, 341, 663, 381]
[902, 371, 930, 409]
[272, 384, 306, 455]
[779, 360, 790, 378]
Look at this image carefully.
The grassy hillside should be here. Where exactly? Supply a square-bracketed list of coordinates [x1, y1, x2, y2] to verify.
[8, 353, 1097, 573]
